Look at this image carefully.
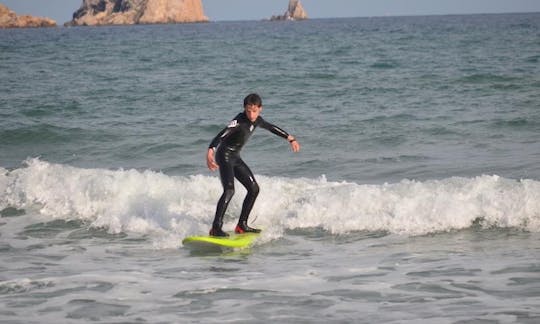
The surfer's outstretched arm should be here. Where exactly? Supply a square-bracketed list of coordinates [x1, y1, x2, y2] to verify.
[258, 118, 301, 153]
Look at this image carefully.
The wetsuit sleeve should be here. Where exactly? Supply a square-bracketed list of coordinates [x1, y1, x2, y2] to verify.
[258, 117, 290, 139]
[208, 117, 241, 150]
[208, 127, 227, 150]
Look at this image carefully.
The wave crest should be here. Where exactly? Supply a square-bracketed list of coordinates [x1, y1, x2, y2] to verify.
[1, 159, 539, 248]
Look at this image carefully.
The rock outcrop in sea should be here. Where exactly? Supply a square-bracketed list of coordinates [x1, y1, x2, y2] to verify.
[67, 0, 208, 26]
[270, 0, 308, 21]
[0, 4, 57, 28]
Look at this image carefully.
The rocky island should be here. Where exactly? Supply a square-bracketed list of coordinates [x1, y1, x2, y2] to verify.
[66, 0, 208, 26]
[0, 4, 57, 28]
[270, 0, 308, 21]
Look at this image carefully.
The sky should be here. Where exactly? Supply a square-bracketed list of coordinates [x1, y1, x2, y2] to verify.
[2, 0, 540, 25]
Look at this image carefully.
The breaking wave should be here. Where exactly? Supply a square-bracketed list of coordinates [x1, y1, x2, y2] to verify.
[1, 159, 539, 248]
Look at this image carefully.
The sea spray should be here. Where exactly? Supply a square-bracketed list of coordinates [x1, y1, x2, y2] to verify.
[0, 159, 220, 244]
[282, 176, 540, 235]
[1, 159, 539, 249]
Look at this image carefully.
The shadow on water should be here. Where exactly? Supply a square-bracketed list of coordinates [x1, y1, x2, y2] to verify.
[185, 245, 254, 258]
[17, 219, 84, 239]
[15, 218, 129, 241]
[0, 207, 26, 218]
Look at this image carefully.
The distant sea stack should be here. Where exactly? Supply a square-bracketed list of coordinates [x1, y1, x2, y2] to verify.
[67, 0, 208, 26]
[270, 0, 308, 21]
[0, 4, 56, 28]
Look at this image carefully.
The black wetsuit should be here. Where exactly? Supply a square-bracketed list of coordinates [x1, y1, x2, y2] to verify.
[209, 112, 290, 231]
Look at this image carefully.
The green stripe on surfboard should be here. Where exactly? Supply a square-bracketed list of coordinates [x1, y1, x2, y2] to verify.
[182, 232, 260, 249]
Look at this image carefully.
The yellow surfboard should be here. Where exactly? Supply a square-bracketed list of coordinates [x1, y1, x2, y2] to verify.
[182, 232, 260, 250]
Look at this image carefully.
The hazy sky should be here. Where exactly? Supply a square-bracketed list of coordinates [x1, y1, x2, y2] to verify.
[3, 0, 540, 24]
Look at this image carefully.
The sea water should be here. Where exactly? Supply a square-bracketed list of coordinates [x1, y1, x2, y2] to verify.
[1, 13, 539, 323]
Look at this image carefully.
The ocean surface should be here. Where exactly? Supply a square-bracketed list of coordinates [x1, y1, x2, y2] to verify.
[1, 13, 540, 323]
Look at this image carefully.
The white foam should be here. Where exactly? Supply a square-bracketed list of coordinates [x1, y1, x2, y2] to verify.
[279, 175, 540, 235]
[0, 278, 55, 294]
[1, 159, 539, 248]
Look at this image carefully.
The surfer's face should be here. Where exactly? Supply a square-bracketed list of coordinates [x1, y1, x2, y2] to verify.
[245, 104, 262, 122]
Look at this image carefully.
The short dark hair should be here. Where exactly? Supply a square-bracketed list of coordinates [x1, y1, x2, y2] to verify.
[244, 93, 262, 107]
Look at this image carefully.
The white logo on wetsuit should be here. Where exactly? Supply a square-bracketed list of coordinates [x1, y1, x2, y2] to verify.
[228, 120, 238, 128]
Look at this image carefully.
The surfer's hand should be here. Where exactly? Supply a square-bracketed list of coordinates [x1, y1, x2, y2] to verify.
[288, 136, 300, 153]
[207, 148, 219, 171]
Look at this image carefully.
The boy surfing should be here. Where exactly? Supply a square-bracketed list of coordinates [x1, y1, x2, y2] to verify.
[206, 93, 300, 237]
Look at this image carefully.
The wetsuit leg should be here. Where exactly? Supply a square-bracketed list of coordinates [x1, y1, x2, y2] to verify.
[234, 158, 260, 226]
[211, 152, 236, 235]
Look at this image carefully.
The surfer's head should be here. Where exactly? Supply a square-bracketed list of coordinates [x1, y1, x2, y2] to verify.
[244, 93, 263, 122]
[244, 93, 262, 108]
